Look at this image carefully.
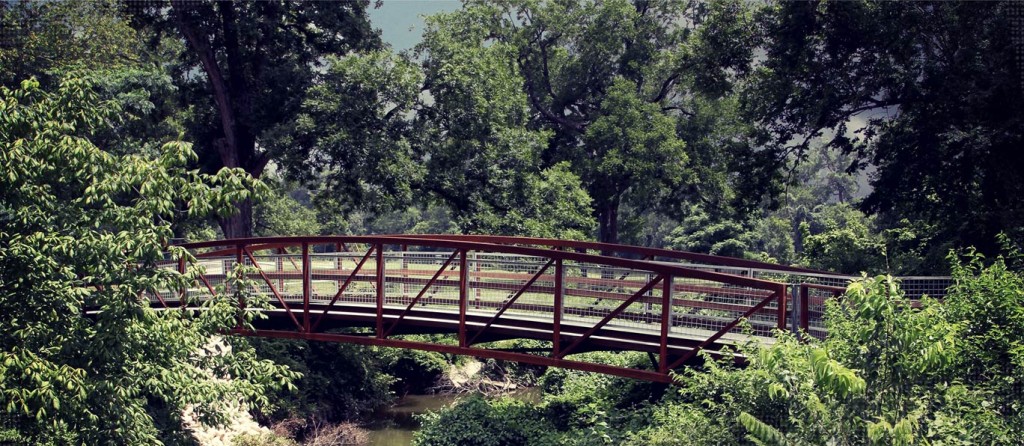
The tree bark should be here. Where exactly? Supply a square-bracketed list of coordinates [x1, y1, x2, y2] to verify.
[218, 198, 254, 239]
[171, 0, 265, 238]
[597, 200, 619, 245]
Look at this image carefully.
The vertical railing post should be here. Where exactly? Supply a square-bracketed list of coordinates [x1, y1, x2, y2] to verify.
[458, 249, 468, 347]
[777, 283, 788, 331]
[659, 275, 673, 373]
[553, 258, 564, 357]
[302, 242, 311, 333]
[276, 248, 286, 293]
[235, 245, 244, 326]
[401, 244, 408, 299]
[473, 251, 481, 309]
[376, 243, 385, 338]
[177, 256, 186, 304]
[334, 243, 343, 292]
[800, 284, 810, 333]
[790, 284, 799, 334]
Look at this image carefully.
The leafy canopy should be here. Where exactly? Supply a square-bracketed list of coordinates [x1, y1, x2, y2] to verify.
[0, 77, 295, 445]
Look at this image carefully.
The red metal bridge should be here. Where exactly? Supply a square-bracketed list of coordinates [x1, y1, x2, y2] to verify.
[151, 235, 952, 383]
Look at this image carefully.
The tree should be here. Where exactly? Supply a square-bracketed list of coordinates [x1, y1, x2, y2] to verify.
[745, 1, 1024, 269]
[0, 0, 139, 89]
[0, 77, 295, 444]
[127, 0, 382, 237]
[416, 10, 596, 238]
[275, 51, 423, 219]
[416, 0, 759, 244]
[0, 0, 185, 158]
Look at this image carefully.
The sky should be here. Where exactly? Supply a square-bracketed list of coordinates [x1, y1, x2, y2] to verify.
[368, 0, 462, 52]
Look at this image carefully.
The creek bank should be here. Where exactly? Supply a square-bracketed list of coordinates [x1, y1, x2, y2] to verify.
[364, 358, 543, 446]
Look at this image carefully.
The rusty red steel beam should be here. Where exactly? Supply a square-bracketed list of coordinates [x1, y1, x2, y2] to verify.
[467, 258, 555, 346]
[660, 276, 672, 373]
[558, 275, 664, 358]
[234, 328, 674, 383]
[458, 249, 468, 347]
[667, 284, 787, 370]
[310, 246, 375, 332]
[375, 244, 385, 338]
[800, 283, 845, 332]
[195, 270, 219, 297]
[553, 259, 564, 356]
[242, 247, 303, 331]
[149, 288, 170, 308]
[302, 243, 311, 332]
[376, 234, 834, 275]
[173, 236, 784, 291]
[384, 250, 460, 338]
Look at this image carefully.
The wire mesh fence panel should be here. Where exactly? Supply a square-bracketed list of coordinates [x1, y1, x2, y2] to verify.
[669, 277, 779, 340]
[307, 251, 372, 304]
[560, 260, 663, 333]
[465, 253, 554, 323]
[239, 254, 300, 305]
[383, 250, 461, 311]
[900, 277, 954, 299]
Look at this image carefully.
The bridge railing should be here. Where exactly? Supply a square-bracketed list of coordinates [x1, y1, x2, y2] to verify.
[151, 236, 791, 380]
[381, 235, 955, 338]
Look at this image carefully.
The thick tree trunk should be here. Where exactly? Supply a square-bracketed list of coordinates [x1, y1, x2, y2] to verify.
[218, 198, 253, 239]
[597, 201, 619, 245]
[173, 1, 266, 239]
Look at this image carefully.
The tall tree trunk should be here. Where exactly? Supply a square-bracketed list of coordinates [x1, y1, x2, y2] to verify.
[172, 1, 266, 239]
[219, 198, 253, 239]
[597, 200, 619, 245]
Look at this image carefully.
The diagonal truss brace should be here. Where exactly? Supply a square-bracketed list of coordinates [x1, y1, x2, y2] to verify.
[667, 288, 781, 370]
[310, 246, 376, 332]
[243, 248, 303, 331]
[558, 275, 664, 358]
[383, 250, 460, 338]
[467, 258, 555, 346]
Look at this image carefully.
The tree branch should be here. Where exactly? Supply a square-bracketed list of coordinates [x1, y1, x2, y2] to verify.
[170, 0, 238, 167]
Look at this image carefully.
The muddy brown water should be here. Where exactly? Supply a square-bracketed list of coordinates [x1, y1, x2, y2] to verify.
[364, 389, 542, 446]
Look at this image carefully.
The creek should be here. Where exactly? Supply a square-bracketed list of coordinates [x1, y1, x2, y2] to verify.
[364, 388, 542, 446]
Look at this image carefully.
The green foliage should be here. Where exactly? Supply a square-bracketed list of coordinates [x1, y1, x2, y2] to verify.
[414, 0, 761, 243]
[416, 12, 596, 238]
[0, 77, 295, 444]
[666, 205, 751, 258]
[247, 338, 394, 423]
[800, 203, 886, 273]
[253, 174, 322, 237]
[747, 0, 1024, 266]
[276, 51, 423, 216]
[232, 432, 297, 446]
[0, 0, 142, 89]
[379, 347, 449, 395]
[414, 396, 559, 446]
[944, 245, 1024, 433]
